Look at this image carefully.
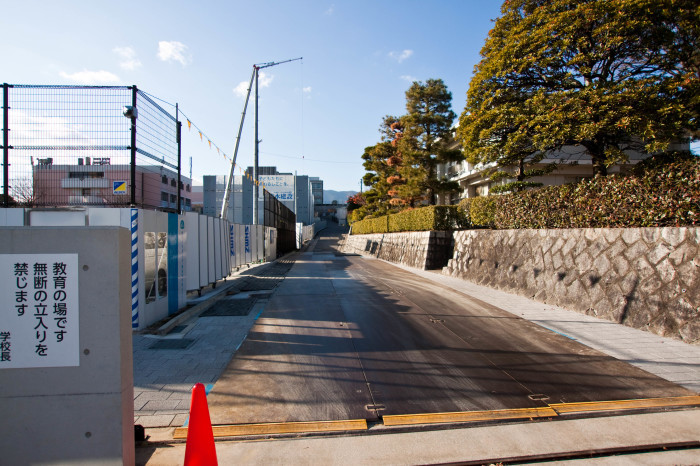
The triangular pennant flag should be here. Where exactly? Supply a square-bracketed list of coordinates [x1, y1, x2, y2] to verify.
[187, 120, 191, 130]
[199, 131, 202, 141]
[208, 140, 211, 148]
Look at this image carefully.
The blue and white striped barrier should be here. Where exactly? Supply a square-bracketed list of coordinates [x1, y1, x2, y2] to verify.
[130, 209, 139, 329]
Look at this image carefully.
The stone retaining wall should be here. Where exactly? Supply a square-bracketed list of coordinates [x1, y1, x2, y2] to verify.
[443, 228, 699, 344]
[342, 231, 453, 270]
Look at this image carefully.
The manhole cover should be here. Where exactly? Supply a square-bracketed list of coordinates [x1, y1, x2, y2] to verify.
[149, 338, 195, 350]
[200, 297, 256, 317]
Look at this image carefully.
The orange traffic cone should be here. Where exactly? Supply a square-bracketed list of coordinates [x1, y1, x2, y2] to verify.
[184, 383, 218, 466]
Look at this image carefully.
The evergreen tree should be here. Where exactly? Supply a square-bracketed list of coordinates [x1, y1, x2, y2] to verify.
[355, 116, 402, 219]
[459, 0, 699, 177]
[397, 79, 462, 205]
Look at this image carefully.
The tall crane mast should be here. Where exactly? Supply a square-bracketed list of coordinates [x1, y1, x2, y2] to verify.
[220, 57, 303, 221]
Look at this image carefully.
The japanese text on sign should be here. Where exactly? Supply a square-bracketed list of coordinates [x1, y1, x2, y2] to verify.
[1, 254, 79, 368]
[260, 175, 294, 201]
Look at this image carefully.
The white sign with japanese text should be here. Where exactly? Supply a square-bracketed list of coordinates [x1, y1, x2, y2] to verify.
[0, 254, 80, 368]
[260, 175, 295, 201]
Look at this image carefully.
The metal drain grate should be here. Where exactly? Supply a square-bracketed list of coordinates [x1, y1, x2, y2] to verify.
[149, 338, 195, 350]
[200, 297, 257, 317]
[240, 278, 279, 291]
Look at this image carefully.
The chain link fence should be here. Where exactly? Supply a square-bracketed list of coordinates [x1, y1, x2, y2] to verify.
[1, 84, 187, 211]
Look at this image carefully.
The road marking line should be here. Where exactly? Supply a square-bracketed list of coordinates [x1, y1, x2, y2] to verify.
[550, 395, 700, 414]
[173, 419, 368, 439]
[382, 407, 558, 427]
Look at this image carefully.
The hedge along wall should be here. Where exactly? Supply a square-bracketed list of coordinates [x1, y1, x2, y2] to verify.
[443, 227, 700, 344]
[459, 155, 700, 230]
[350, 205, 467, 235]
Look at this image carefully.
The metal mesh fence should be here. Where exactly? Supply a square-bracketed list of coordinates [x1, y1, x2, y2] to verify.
[134, 90, 183, 211]
[1, 84, 188, 211]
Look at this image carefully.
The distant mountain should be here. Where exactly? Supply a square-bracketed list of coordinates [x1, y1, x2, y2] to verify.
[322, 190, 357, 204]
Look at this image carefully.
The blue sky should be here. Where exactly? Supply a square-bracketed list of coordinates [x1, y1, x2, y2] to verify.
[1, 1, 504, 191]
[2, 1, 695, 192]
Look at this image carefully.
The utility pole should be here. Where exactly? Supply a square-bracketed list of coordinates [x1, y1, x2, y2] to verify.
[252, 57, 302, 225]
[221, 57, 303, 222]
[253, 65, 260, 224]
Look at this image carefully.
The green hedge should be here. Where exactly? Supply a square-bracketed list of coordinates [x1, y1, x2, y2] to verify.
[458, 156, 700, 229]
[351, 205, 468, 234]
[352, 156, 699, 233]
[351, 215, 389, 234]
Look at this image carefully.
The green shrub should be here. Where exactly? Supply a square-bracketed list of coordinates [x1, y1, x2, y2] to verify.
[353, 155, 699, 233]
[469, 196, 500, 228]
[351, 205, 468, 234]
[351, 215, 389, 234]
[491, 156, 699, 228]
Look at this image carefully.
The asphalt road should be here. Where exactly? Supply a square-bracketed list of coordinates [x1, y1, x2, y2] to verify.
[205, 225, 694, 426]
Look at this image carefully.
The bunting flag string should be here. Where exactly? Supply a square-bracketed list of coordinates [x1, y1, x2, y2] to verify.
[179, 108, 240, 167]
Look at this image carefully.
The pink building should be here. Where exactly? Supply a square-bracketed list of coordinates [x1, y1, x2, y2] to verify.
[31, 157, 192, 211]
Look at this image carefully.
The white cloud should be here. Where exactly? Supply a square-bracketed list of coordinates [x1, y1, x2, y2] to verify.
[234, 72, 274, 98]
[324, 5, 334, 15]
[114, 46, 142, 71]
[303, 86, 312, 93]
[400, 75, 418, 82]
[59, 70, 120, 85]
[158, 41, 191, 66]
[389, 49, 414, 63]
[233, 81, 249, 98]
[258, 71, 273, 88]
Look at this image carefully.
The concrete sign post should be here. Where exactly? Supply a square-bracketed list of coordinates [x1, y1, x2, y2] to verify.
[0, 226, 134, 465]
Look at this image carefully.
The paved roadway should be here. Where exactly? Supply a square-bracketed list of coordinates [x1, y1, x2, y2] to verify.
[204, 225, 694, 427]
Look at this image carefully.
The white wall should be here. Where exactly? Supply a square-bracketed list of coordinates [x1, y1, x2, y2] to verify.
[1, 208, 278, 330]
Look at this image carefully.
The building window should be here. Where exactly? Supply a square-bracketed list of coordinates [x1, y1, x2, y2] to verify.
[162, 175, 168, 184]
[185, 198, 191, 207]
[170, 179, 176, 187]
[186, 184, 191, 192]
[161, 192, 169, 202]
[170, 194, 177, 203]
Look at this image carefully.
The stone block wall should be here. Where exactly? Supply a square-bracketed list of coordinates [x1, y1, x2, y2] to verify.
[443, 228, 699, 344]
[342, 231, 453, 270]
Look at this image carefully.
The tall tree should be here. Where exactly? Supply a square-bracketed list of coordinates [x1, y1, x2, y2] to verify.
[355, 116, 403, 219]
[397, 79, 462, 205]
[459, 85, 554, 194]
[459, 0, 699, 177]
